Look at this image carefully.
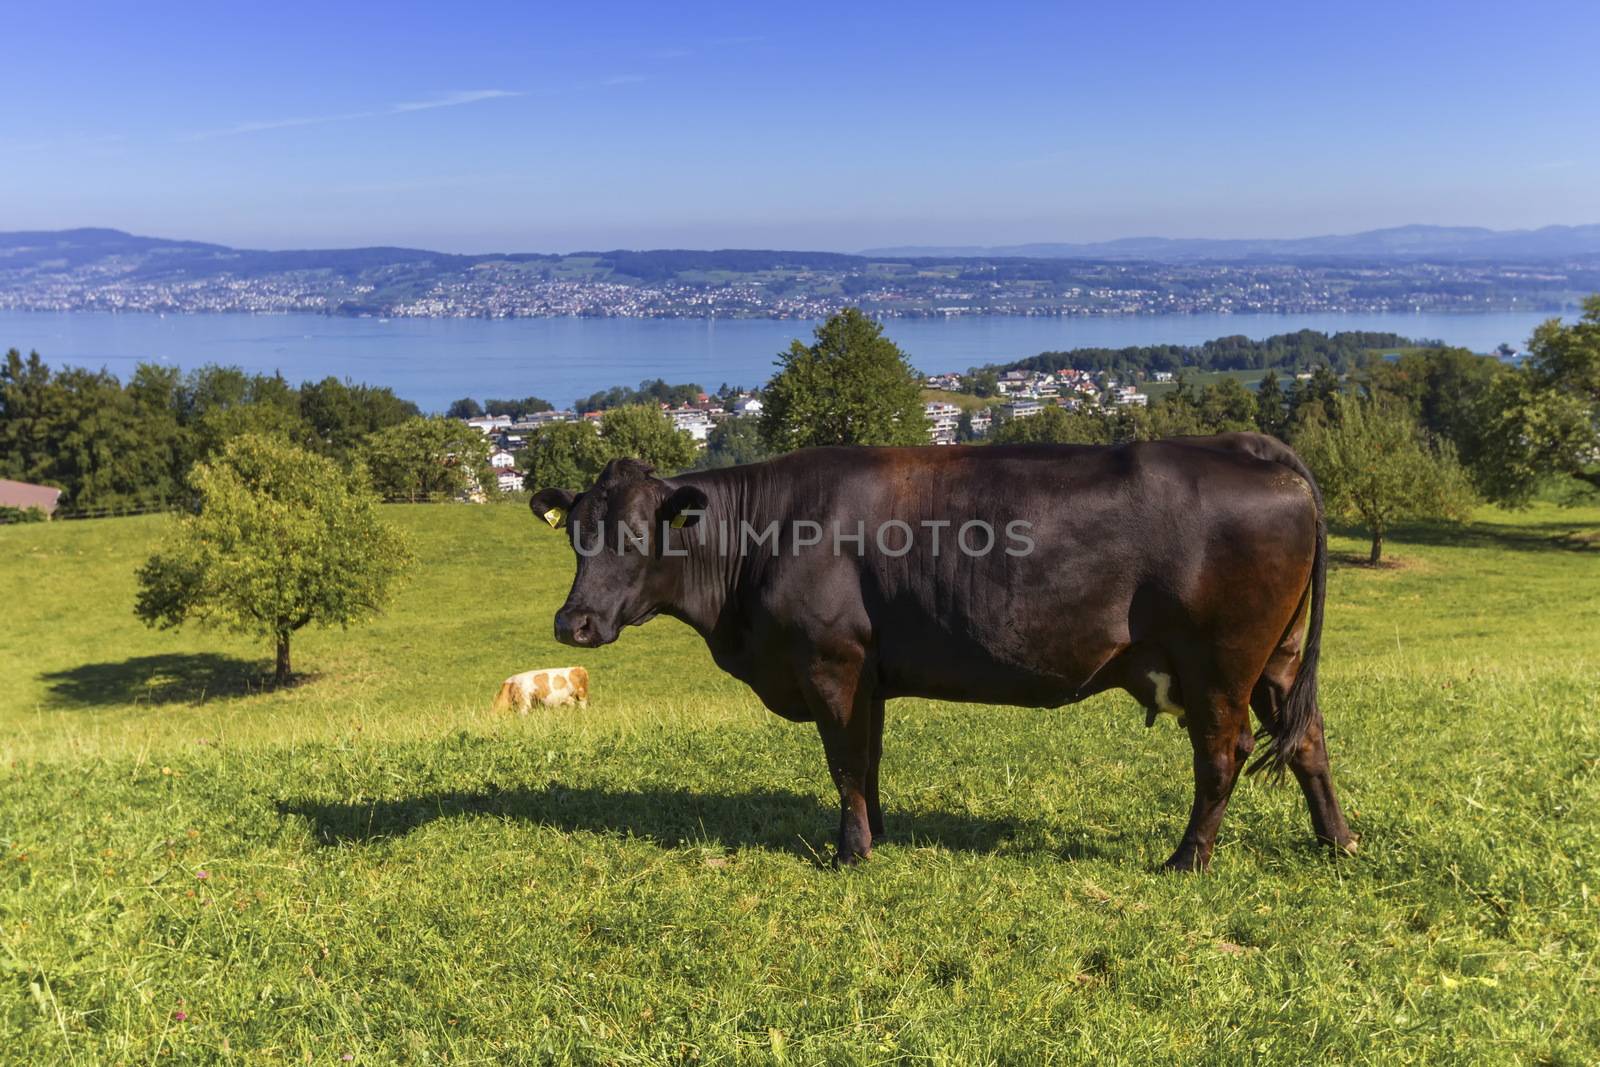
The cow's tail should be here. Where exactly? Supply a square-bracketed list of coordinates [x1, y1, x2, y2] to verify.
[1248, 447, 1326, 780]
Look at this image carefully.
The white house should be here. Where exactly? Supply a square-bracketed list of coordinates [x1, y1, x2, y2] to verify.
[731, 396, 763, 417]
[924, 401, 963, 444]
[496, 469, 525, 493]
[488, 449, 517, 470]
[670, 408, 713, 443]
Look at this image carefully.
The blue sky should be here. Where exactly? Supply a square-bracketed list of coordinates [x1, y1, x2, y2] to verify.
[3, 1, 1598, 252]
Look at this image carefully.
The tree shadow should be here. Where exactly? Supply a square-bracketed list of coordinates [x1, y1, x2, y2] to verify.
[277, 783, 1079, 862]
[1328, 519, 1598, 557]
[38, 652, 275, 708]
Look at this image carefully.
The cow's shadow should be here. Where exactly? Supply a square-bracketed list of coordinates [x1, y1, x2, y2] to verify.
[278, 783, 1094, 861]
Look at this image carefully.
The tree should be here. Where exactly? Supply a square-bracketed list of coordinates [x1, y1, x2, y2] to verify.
[0, 350, 180, 508]
[696, 416, 771, 469]
[299, 377, 418, 462]
[1196, 378, 1260, 433]
[178, 365, 309, 467]
[598, 404, 697, 473]
[446, 397, 484, 420]
[521, 420, 612, 491]
[1255, 370, 1287, 439]
[967, 368, 1000, 398]
[1287, 365, 1342, 429]
[1470, 297, 1600, 504]
[761, 308, 928, 451]
[361, 416, 495, 500]
[1295, 394, 1476, 563]
[135, 435, 413, 684]
[989, 405, 1106, 445]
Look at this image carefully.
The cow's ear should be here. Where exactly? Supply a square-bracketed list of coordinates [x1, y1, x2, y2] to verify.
[660, 484, 710, 529]
[530, 487, 577, 529]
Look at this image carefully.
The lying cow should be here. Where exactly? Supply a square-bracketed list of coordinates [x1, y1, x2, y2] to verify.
[530, 435, 1356, 870]
[491, 666, 589, 713]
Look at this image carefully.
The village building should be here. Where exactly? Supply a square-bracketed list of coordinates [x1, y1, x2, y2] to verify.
[0, 479, 63, 519]
[924, 401, 963, 445]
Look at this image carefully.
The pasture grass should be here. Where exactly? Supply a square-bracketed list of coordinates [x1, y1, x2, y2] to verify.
[2, 501, 1598, 1063]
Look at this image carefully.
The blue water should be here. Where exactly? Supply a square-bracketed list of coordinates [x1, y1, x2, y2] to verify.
[0, 308, 1568, 412]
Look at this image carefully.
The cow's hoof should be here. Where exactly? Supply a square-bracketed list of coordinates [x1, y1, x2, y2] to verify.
[1323, 832, 1359, 856]
[1161, 849, 1209, 874]
[833, 848, 871, 869]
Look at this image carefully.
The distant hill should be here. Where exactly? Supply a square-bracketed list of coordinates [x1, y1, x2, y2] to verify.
[3, 226, 1596, 319]
[864, 224, 1600, 261]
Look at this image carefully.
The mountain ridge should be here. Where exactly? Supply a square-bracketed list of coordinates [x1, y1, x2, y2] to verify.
[9, 222, 1600, 266]
[862, 224, 1600, 261]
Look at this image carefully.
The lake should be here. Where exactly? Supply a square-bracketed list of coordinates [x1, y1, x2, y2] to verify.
[0, 308, 1569, 412]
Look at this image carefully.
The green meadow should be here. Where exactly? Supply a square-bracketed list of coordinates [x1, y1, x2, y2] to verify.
[2, 501, 1598, 1064]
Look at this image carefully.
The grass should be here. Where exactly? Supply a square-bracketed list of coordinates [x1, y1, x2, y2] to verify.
[2, 501, 1598, 1063]
[1140, 369, 1268, 400]
[919, 388, 1001, 412]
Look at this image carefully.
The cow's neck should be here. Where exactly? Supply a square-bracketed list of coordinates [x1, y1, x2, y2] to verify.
[661, 467, 771, 644]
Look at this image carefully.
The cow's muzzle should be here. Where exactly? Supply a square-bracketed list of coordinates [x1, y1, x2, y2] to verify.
[555, 609, 613, 648]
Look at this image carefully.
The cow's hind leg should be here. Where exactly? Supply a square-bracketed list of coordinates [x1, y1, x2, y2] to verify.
[1252, 653, 1357, 853]
[1166, 685, 1255, 872]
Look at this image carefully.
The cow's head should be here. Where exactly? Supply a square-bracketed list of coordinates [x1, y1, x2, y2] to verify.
[530, 458, 708, 648]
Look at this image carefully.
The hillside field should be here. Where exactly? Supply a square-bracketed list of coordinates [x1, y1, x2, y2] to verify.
[2, 501, 1598, 1063]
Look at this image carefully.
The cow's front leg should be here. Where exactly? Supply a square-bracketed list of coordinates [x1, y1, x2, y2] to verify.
[866, 697, 886, 842]
[816, 711, 874, 865]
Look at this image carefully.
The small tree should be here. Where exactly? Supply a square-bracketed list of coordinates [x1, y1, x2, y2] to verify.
[761, 308, 928, 451]
[135, 434, 413, 684]
[361, 416, 494, 501]
[697, 416, 771, 469]
[521, 420, 612, 491]
[598, 404, 697, 472]
[1296, 394, 1476, 563]
[521, 406, 698, 489]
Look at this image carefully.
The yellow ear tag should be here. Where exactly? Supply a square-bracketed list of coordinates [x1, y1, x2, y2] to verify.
[669, 512, 688, 529]
[543, 507, 566, 529]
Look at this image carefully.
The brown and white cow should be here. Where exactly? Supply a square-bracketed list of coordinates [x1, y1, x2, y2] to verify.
[491, 666, 590, 713]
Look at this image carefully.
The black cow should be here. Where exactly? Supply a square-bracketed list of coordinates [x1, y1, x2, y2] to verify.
[530, 433, 1356, 870]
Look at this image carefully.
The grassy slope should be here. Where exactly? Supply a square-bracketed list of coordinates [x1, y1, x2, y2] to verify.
[919, 388, 1000, 412]
[2, 502, 1598, 1064]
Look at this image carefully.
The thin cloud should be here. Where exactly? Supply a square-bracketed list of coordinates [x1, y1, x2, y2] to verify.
[186, 90, 520, 140]
[391, 89, 520, 113]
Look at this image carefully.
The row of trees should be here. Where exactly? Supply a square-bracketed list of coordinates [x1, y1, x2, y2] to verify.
[445, 395, 553, 420]
[0, 352, 422, 509]
[976, 329, 1436, 387]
